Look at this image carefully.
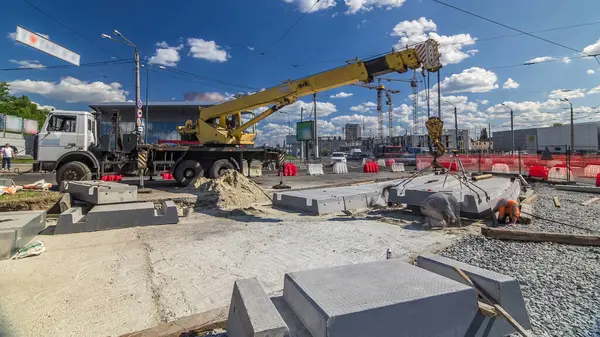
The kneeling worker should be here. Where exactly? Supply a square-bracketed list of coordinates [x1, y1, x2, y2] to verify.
[493, 198, 520, 225]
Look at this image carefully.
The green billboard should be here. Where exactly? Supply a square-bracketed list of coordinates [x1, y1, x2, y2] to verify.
[296, 121, 314, 141]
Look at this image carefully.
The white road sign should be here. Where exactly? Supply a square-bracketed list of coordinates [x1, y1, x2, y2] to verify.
[15, 25, 80, 66]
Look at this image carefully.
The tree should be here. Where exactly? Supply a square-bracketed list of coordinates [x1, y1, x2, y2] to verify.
[552, 123, 563, 127]
[479, 128, 489, 141]
[0, 81, 50, 129]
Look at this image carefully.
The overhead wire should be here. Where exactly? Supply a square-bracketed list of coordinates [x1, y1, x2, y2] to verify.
[0, 59, 133, 71]
[269, 0, 322, 50]
[19, 0, 122, 59]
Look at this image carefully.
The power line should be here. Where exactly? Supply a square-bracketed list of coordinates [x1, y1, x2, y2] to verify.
[430, 0, 586, 55]
[269, 0, 321, 50]
[150, 65, 258, 91]
[0, 59, 133, 71]
[19, 0, 121, 59]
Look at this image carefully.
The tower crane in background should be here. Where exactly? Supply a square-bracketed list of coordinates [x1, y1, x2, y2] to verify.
[354, 80, 400, 141]
[381, 71, 422, 142]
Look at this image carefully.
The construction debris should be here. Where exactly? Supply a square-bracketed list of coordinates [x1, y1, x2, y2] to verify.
[553, 197, 561, 208]
[191, 170, 271, 209]
[481, 227, 600, 247]
[581, 197, 600, 206]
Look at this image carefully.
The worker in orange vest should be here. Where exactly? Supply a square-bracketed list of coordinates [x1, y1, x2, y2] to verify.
[493, 198, 520, 225]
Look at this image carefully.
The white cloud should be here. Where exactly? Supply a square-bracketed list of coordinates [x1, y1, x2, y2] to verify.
[330, 92, 353, 98]
[391, 17, 477, 65]
[8, 77, 127, 103]
[9, 59, 45, 69]
[148, 42, 183, 67]
[7, 32, 16, 41]
[562, 57, 571, 64]
[479, 99, 489, 105]
[583, 38, 600, 55]
[331, 12, 339, 17]
[548, 89, 585, 100]
[587, 69, 595, 75]
[32, 101, 56, 111]
[247, 46, 255, 51]
[344, 0, 407, 14]
[187, 38, 230, 62]
[350, 101, 377, 113]
[502, 78, 520, 89]
[283, 0, 337, 13]
[436, 67, 498, 94]
[183, 92, 232, 102]
[525, 56, 557, 64]
[588, 85, 600, 95]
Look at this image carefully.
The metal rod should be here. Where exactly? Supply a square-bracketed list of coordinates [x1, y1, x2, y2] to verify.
[437, 70, 442, 119]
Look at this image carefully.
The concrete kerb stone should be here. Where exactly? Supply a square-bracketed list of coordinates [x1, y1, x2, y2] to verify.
[227, 278, 289, 337]
[283, 259, 478, 337]
[0, 211, 46, 260]
[54, 201, 178, 234]
[554, 185, 600, 194]
[416, 254, 532, 337]
[59, 193, 72, 213]
[55, 207, 84, 235]
[61, 180, 138, 205]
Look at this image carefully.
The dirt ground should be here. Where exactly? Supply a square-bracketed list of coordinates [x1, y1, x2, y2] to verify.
[0, 206, 462, 337]
[0, 191, 61, 212]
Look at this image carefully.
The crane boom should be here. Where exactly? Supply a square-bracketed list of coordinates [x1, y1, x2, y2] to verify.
[178, 39, 441, 145]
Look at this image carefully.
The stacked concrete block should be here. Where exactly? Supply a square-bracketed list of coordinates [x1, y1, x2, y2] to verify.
[283, 259, 478, 337]
[54, 201, 178, 234]
[416, 254, 531, 336]
[227, 278, 289, 337]
[0, 211, 46, 260]
[61, 180, 137, 204]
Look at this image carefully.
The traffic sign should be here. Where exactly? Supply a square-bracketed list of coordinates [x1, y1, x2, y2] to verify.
[137, 108, 143, 118]
[137, 99, 143, 109]
[15, 25, 80, 66]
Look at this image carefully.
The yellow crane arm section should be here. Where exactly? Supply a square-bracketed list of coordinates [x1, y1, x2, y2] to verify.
[178, 39, 441, 145]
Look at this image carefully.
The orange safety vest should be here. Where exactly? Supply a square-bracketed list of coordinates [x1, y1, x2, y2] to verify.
[498, 200, 519, 220]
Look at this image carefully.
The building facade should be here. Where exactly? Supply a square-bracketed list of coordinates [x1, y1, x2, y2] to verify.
[344, 123, 361, 140]
[492, 122, 600, 153]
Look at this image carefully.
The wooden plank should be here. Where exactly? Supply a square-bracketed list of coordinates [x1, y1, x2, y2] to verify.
[553, 197, 561, 208]
[473, 174, 493, 181]
[493, 303, 531, 337]
[481, 227, 600, 247]
[519, 203, 534, 225]
[478, 301, 498, 317]
[520, 194, 537, 205]
[581, 197, 600, 206]
[120, 306, 228, 337]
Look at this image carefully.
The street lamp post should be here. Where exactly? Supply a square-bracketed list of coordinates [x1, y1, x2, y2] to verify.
[102, 30, 141, 141]
[280, 111, 291, 155]
[140, 64, 166, 143]
[501, 103, 514, 155]
[560, 98, 574, 154]
[445, 100, 459, 153]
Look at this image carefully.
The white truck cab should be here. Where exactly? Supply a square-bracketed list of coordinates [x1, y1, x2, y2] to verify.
[36, 110, 97, 162]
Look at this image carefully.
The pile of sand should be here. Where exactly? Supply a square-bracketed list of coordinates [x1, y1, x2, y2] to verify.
[190, 170, 271, 209]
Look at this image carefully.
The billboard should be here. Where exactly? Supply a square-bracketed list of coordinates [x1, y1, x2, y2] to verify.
[296, 121, 314, 141]
[5, 115, 23, 133]
[15, 25, 80, 66]
[23, 119, 38, 134]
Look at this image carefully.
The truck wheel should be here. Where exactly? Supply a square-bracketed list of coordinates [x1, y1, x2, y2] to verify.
[210, 159, 236, 178]
[174, 160, 204, 186]
[57, 161, 92, 185]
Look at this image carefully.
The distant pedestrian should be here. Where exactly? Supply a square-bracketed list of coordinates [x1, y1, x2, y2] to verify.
[1, 143, 14, 171]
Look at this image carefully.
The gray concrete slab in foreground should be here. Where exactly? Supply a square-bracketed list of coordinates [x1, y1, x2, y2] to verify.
[227, 278, 289, 337]
[417, 254, 532, 336]
[62, 180, 137, 204]
[55, 201, 178, 234]
[0, 211, 46, 260]
[283, 259, 478, 337]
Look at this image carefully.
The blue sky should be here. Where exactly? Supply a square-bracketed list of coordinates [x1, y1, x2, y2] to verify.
[2, 0, 600, 145]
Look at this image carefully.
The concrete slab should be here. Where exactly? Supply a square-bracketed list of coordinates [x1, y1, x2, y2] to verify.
[59, 192, 72, 213]
[227, 278, 289, 337]
[389, 174, 521, 218]
[272, 180, 397, 214]
[62, 180, 137, 205]
[0, 211, 46, 260]
[416, 254, 531, 336]
[55, 207, 84, 235]
[283, 259, 478, 337]
[554, 185, 600, 194]
[54, 201, 178, 234]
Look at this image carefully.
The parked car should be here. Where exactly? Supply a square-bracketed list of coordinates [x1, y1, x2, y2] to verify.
[331, 152, 347, 163]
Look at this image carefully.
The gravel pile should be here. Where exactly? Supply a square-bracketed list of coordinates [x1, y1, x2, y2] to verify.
[442, 183, 600, 337]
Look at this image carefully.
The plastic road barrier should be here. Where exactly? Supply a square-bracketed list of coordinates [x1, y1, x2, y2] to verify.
[308, 163, 324, 176]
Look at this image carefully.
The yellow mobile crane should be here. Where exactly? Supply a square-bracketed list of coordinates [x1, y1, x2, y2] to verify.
[177, 39, 442, 147]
